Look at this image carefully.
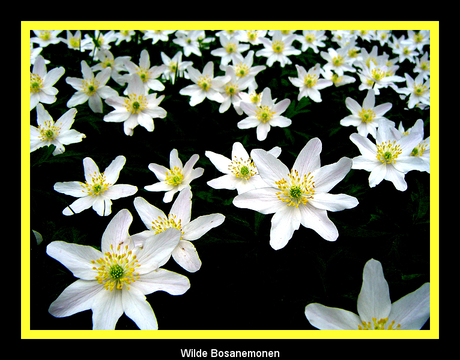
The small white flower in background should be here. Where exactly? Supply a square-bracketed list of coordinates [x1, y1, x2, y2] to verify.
[61, 30, 92, 51]
[238, 87, 291, 141]
[340, 89, 393, 138]
[395, 119, 430, 173]
[30, 55, 65, 110]
[256, 30, 301, 67]
[145, 148, 204, 203]
[143, 30, 176, 45]
[83, 30, 117, 57]
[218, 66, 255, 114]
[357, 60, 405, 95]
[413, 52, 430, 80]
[350, 119, 425, 191]
[30, 30, 63, 47]
[295, 30, 327, 53]
[320, 47, 356, 77]
[133, 188, 225, 273]
[160, 51, 193, 85]
[233, 138, 358, 250]
[114, 30, 136, 45]
[47, 209, 190, 330]
[236, 30, 268, 45]
[288, 63, 333, 103]
[54, 155, 138, 216]
[104, 74, 167, 136]
[30, 103, 85, 155]
[91, 49, 131, 86]
[305, 259, 430, 330]
[121, 49, 167, 93]
[66, 60, 118, 113]
[210, 35, 250, 66]
[172, 30, 204, 57]
[179, 61, 230, 106]
[396, 73, 430, 109]
[206, 142, 282, 194]
[320, 67, 356, 88]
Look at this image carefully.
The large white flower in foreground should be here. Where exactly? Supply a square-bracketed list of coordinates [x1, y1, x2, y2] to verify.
[104, 74, 166, 136]
[233, 138, 358, 250]
[30, 103, 85, 155]
[30, 55, 65, 110]
[350, 119, 424, 191]
[205, 141, 282, 194]
[305, 259, 430, 330]
[47, 209, 190, 330]
[54, 155, 137, 216]
[133, 188, 225, 272]
[145, 148, 204, 203]
[238, 87, 291, 141]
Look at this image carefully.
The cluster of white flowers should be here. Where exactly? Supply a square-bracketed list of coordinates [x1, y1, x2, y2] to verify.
[30, 29, 431, 331]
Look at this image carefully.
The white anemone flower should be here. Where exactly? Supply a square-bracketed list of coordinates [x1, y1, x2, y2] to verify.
[160, 51, 193, 85]
[145, 148, 204, 203]
[47, 209, 190, 330]
[205, 141, 282, 194]
[397, 73, 430, 109]
[30, 103, 85, 155]
[210, 35, 250, 66]
[54, 155, 138, 216]
[256, 30, 301, 67]
[340, 89, 393, 138]
[305, 259, 430, 330]
[30, 55, 65, 110]
[233, 138, 358, 250]
[288, 64, 333, 103]
[66, 60, 118, 113]
[133, 188, 225, 273]
[179, 61, 230, 106]
[350, 119, 424, 191]
[238, 87, 291, 141]
[104, 74, 167, 136]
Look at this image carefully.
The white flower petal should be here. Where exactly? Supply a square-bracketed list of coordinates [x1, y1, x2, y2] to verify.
[182, 213, 225, 241]
[121, 285, 158, 330]
[305, 303, 362, 330]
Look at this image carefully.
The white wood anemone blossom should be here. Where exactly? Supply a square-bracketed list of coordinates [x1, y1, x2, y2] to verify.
[46, 209, 190, 330]
[233, 137, 359, 250]
[304, 259, 430, 330]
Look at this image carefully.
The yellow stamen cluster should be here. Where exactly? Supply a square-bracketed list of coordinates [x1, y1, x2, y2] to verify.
[256, 105, 275, 123]
[124, 93, 148, 114]
[30, 73, 44, 93]
[411, 141, 428, 157]
[332, 55, 345, 66]
[83, 172, 111, 197]
[165, 166, 184, 186]
[235, 64, 250, 77]
[371, 68, 386, 81]
[305, 34, 316, 43]
[92, 244, 140, 291]
[229, 156, 257, 180]
[225, 83, 239, 96]
[358, 317, 401, 330]
[414, 84, 428, 96]
[272, 40, 285, 53]
[38, 121, 61, 141]
[198, 75, 212, 91]
[359, 108, 376, 123]
[225, 42, 237, 53]
[38, 30, 51, 40]
[137, 68, 150, 83]
[275, 169, 315, 208]
[151, 214, 183, 236]
[82, 78, 99, 96]
[376, 140, 402, 164]
[304, 74, 319, 88]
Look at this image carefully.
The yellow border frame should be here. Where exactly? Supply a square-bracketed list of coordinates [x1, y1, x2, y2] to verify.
[22, 21, 439, 340]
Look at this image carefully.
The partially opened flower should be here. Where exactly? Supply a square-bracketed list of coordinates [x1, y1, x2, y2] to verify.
[47, 209, 190, 330]
[350, 119, 424, 191]
[340, 89, 393, 138]
[104, 74, 167, 136]
[66, 60, 118, 113]
[133, 188, 225, 273]
[305, 259, 430, 330]
[30, 103, 85, 155]
[238, 87, 291, 141]
[206, 141, 282, 194]
[145, 149, 204, 203]
[233, 138, 358, 250]
[30, 55, 65, 110]
[54, 155, 138, 216]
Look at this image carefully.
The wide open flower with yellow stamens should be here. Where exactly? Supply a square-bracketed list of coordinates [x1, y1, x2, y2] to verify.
[47, 209, 190, 330]
[305, 259, 430, 330]
[233, 137, 358, 250]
